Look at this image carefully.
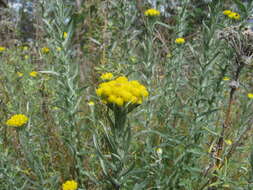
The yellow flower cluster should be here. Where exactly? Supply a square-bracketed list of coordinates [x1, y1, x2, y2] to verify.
[62, 180, 78, 190]
[100, 72, 114, 80]
[23, 46, 28, 51]
[29, 71, 38, 77]
[56, 47, 62, 52]
[0, 46, 6, 52]
[63, 32, 68, 39]
[88, 101, 95, 106]
[248, 93, 253, 99]
[223, 77, 230, 81]
[225, 139, 232, 145]
[175, 38, 185, 44]
[17, 72, 24, 77]
[96, 76, 149, 106]
[41, 47, 50, 54]
[144, 8, 160, 17]
[223, 10, 240, 20]
[156, 148, 163, 155]
[6, 114, 28, 127]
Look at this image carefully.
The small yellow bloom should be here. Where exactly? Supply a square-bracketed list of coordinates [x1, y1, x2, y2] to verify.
[63, 32, 68, 39]
[88, 101, 95, 106]
[100, 73, 114, 80]
[6, 114, 28, 127]
[23, 46, 28, 51]
[248, 93, 253, 99]
[223, 77, 230, 81]
[17, 72, 24, 77]
[62, 180, 78, 190]
[0, 46, 6, 52]
[24, 55, 29, 60]
[156, 148, 163, 155]
[222, 184, 230, 188]
[228, 12, 240, 20]
[29, 71, 38, 77]
[223, 10, 232, 16]
[41, 47, 50, 54]
[233, 13, 240, 20]
[225, 139, 232, 145]
[175, 38, 185, 44]
[166, 52, 172, 58]
[56, 47, 62, 52]
[144, 8, 160, 17]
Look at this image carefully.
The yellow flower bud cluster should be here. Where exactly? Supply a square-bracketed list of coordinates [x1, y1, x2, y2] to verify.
[0, 46, 6, 52]
[62, 180, 78, 190]
[63, 32, 68, 39]
[223, 10, 240, 20]
[144, 8, 160, 17]
[175, 37, 185, 44]
[41, 47, 50, 54]
[248, 93, 253, 99]
[6, 114, 29, 127]
[100, 72, 114, 80]
[96, 76, 149, 107]
[29, 71, 38, 77]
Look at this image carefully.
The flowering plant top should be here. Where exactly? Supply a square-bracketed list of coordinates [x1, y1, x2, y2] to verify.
[96, 75, 149, 107]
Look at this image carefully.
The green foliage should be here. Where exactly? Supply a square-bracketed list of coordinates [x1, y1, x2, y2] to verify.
[0, 0, 253, 189]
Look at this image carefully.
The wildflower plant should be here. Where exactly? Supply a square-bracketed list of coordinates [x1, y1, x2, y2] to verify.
[94, 74, 148, 189]
[41, 0, 89, 188]
[1, 0, 253, 189]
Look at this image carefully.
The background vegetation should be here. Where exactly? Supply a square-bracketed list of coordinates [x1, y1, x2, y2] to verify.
[0, 0, 253, 189]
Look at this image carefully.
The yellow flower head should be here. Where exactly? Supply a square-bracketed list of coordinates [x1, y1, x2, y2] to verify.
[233, 12, 240, 20]
[41, 47, 50, 54]
[156, 148, 163, 155]
[228, 12, 240, 20]
[248, 93, 253, 99]
[225, 139, 232, 145]
[56, 47, 62, 52]
[223, 10, 232, 16]
[96, 76, 149, 107]
[223, 77, 230, 81]
[0, 46, 6, 52]
[17, 72, 24, 77]
[23, 46, 28, 51]
[6, 114, 28, 127]
[29, 71, 38, 77]
[62, 180, 78, 190]
[63, 32, 68, 39]
[100, 73, 114, 80]
[144, 8, 160, 17]
[24, 55, 29, 60]
[175, 38, 185, 44]
[88, 101, 95, 106]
